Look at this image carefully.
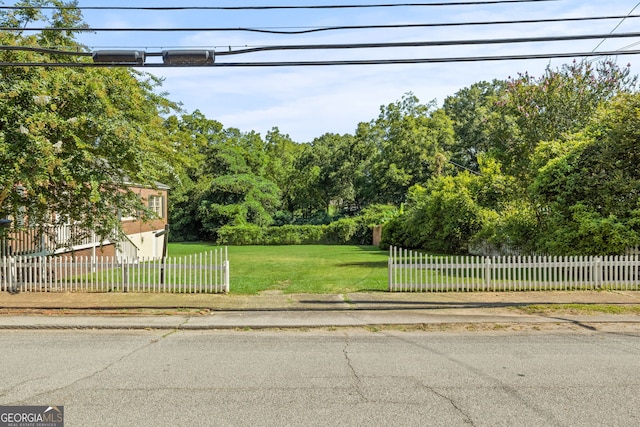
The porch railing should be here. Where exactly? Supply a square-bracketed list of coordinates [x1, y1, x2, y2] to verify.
[1, 224, 121, 257]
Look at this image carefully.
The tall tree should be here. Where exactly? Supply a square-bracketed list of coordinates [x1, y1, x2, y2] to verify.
[356, 93, 454, 205]
[193, 127, 281, 237]
[490, 60, 636, 180]
[295, 133, 359, 214]
[0, 2, 179, 244]
[530, 93, 640, 254]
[163, 111, 223, 240]
[443, 80, 506, 172]
[263, 127, 301, 220]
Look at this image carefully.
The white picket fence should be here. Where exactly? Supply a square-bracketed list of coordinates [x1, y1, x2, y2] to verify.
[0, 248, 229, 293]
[389, 246, 640, 292]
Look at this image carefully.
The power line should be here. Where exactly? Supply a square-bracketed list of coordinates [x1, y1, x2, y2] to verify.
[0, 1, 558, 11]
[5, 31, 640, 57]
[214, 32, 640, 56]
[143, 49, 640, 66]
[2, 1, 635, 69]
[1, 48, 637, 68]
[0, 45, 90, 56]
[4, 14, 639, 35]
[593, 2, 640, 52]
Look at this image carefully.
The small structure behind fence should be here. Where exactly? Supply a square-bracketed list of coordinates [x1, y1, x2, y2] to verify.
[389, 246, 640, 292]
[0, 248, 229, 293]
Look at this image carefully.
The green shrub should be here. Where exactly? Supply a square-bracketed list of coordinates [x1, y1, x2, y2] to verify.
[326, 218, 358, 243]
[267, 225, 326, 245]
[380, 215, 412, 250]
[217, 224, 265, 245]
[217, 221, 363, 246]
[216, 208, 399, 246]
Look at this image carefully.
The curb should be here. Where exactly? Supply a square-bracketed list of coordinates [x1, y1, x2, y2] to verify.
[1, 311, 640, 331]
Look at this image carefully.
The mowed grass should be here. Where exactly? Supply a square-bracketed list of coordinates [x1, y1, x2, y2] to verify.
[167, 243, 389, 294]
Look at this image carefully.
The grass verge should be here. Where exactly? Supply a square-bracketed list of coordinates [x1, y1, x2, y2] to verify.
[515, 304, 640, 315]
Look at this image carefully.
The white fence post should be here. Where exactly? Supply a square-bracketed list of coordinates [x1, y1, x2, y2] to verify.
[593, 256, 602, 289]
[4, 251, 226, 294]
[122, 260, 129, 293]
[224, 259, 230, 293]
[9, 256, 16, 291]
[388, 246, 393, 292]
[386, 247, 640, 293]
[484, 257, 491, 291]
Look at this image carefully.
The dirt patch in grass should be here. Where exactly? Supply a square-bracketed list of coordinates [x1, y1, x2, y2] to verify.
[365, 322, 640, 334]
[514, 304, 640, 316]
[0, 308, 212, 316]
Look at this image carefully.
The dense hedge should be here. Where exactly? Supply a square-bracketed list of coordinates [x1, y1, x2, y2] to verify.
[216, 217, 371, 245]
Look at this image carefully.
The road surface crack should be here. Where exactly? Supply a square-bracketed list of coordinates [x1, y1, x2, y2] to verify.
[420, 381, 475, 426]
[343, 336, 368, 402]
[0, 376, 48, 400]
[17, 335, 164, 403]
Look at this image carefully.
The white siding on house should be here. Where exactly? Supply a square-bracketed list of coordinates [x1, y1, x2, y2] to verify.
[127, 230, 166, 260]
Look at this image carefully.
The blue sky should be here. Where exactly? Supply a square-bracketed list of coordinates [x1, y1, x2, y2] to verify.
[23, 1, 640, 141]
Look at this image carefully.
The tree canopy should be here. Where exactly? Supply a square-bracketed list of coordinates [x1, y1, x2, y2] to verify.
[0, 2, 637, 256]
[0, 1, 179, 244]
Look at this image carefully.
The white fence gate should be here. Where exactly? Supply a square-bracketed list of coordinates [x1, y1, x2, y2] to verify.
[0, 248, 229, 293]
[389, 246, 640, 292]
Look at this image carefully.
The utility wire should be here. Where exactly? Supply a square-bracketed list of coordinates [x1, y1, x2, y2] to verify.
[5, 31, 639, 57]
[592, 2, 640, 52]
[4, 14, 639, 35]
[214, 49, 640, 66]
[0, 45, 90, 56]
[1, 48, 638, 68]
[214, 32, 640, 56]
[0, 1, 558, 11]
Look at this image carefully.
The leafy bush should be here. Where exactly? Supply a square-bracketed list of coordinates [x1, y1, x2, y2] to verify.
[537, 204, 640, 256]
[269, 225, 326, 245]
[217, 218, 372, 246]
[379, 215, 409, 250]
[217, 224, 325, 245]
[326, 218, 358, 243]
[381, 178, 493, 254]
[216, 225, 265, 245]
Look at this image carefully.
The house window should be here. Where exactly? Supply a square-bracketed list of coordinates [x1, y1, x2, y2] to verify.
[149, 195, 164, 218]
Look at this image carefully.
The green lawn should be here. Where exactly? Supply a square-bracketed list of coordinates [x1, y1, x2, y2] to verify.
[168, 243, 389, 294]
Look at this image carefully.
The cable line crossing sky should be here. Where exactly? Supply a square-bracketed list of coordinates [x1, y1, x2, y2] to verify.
[5, 0, 640, 142]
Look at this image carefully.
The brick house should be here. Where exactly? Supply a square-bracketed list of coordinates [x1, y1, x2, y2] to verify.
[119, 183, 170, 260]
[1, 183, 169, 261]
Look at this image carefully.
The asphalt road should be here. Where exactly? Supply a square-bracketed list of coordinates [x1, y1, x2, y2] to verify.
[1, 329, 639, 427]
